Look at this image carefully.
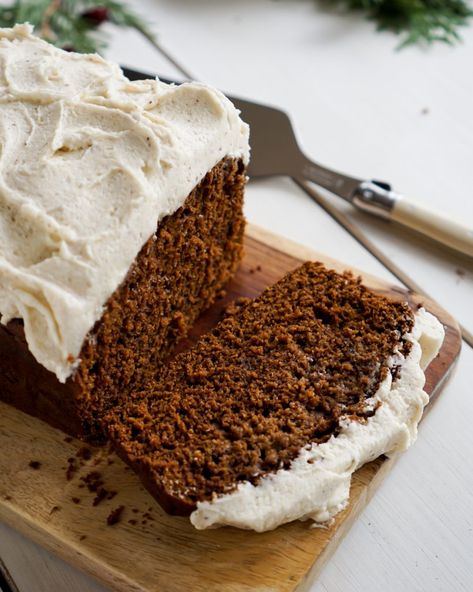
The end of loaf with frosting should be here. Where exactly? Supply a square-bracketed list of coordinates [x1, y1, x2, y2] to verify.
[105, 262, 445, 531]
[190, 307, 444, 532]
[0, 24, 249, 382]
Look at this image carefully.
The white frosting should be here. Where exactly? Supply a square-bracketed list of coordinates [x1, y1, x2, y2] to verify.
[0, 24, 249, 382]
[191, 308, 445, 532]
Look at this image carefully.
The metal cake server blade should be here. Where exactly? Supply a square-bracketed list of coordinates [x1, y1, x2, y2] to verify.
[231, 98, 363, 200]
[122, 68, 473, 258]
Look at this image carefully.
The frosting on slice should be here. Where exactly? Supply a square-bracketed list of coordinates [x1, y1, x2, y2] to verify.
[190, 308, 444, 532]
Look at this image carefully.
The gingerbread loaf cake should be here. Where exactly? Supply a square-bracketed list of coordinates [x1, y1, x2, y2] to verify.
[0, 25, 249, 441]
[106, 262, 444, 531]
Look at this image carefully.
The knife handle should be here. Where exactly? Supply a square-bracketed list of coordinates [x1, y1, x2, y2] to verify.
[391, 195, 473, 257]
[352, 181, 473, 257]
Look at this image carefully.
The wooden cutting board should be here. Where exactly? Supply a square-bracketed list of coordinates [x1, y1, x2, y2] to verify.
[0, 224, 461, 592]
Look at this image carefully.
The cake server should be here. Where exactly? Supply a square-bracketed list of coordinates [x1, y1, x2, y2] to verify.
[122, 68, 473, 258]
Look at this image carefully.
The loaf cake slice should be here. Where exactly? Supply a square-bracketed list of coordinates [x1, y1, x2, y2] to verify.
[106, 262, 444, 531]
[0, 25, 249, 441]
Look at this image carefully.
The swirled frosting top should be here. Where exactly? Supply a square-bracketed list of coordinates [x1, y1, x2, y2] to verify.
[0, 24, 249, 382]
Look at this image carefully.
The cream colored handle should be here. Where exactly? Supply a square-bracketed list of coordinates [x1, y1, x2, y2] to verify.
[391, 196, 473, 257]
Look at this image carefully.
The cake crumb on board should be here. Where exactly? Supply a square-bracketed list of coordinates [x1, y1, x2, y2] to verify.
[107, 505, 125, 526]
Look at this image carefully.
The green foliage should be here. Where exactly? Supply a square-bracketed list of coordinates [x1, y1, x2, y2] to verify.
[0, 0, 470, 51]
[0, 0, 155, 54]
[334, 0, 473, 46]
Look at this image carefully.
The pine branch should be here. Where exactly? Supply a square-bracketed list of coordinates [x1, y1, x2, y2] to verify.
[0, 0, 156, 54]
[331, 0, 473, 47]
[1, 0, 470, 51]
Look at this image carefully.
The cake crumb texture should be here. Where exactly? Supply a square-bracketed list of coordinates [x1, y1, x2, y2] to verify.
[106, 262, 414, 515]
[0, 157, 246, 442]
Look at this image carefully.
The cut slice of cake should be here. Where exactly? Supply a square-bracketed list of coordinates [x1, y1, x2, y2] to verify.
[0, 25, 249, 441]
[106, 262, 444, 532]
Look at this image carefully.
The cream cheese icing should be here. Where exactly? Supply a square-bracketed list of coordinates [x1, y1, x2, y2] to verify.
[190, 308, 445, 532]
[0, 24, 249, 382]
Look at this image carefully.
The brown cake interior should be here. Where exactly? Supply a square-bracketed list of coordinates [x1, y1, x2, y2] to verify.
[106, 262, 414, 515]
[0, 157, 246, 442]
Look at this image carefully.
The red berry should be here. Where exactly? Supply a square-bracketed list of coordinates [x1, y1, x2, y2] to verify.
[82, 7, 109, 26]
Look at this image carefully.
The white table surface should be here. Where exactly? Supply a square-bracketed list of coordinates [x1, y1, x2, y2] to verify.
[1, 1, 472, 591]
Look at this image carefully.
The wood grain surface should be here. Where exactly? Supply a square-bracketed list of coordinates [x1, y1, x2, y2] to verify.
[0, 224, 461, 592]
